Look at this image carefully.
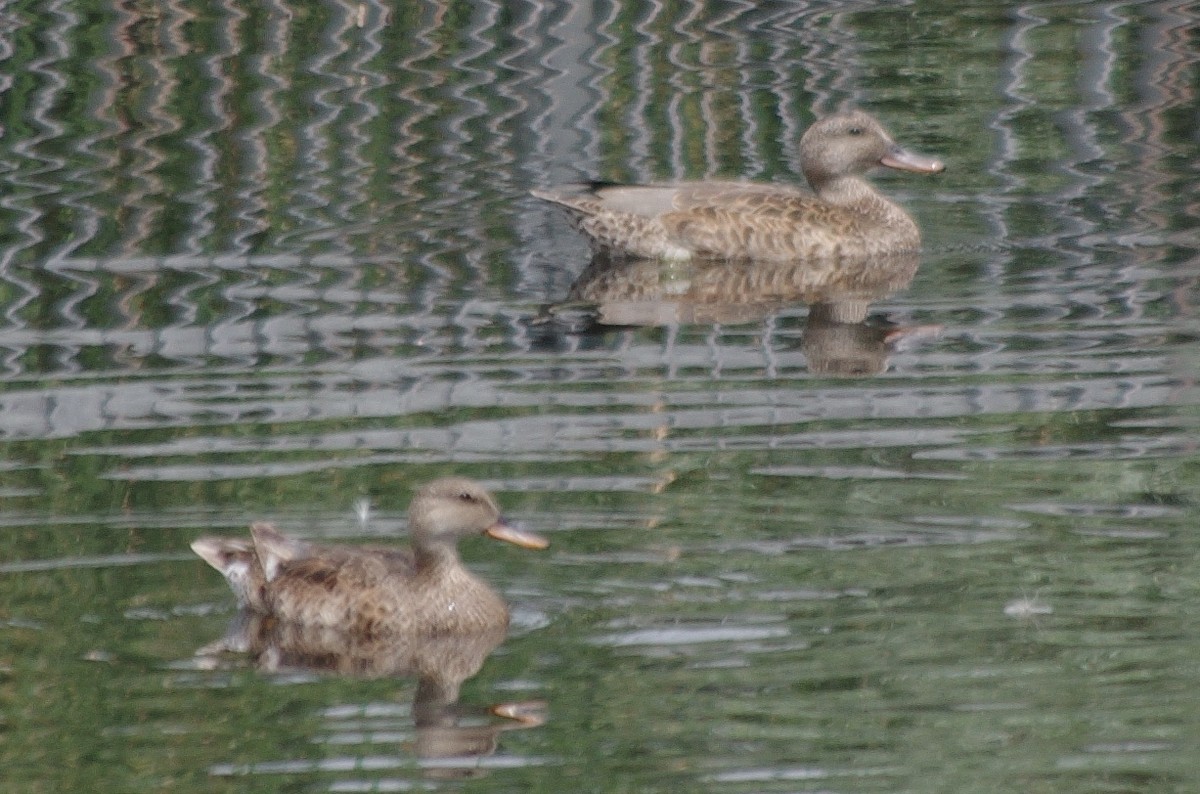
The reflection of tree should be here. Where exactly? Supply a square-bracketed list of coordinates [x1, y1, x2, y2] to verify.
[0, 0, 1191, 266]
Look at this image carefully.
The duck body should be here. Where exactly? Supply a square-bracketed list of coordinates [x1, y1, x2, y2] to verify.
[532, 111, 944, 262]
[255, 529, 511, 637]
[192, 478, 547, 638]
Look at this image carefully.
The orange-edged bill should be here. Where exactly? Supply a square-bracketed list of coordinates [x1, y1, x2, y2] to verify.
[485, 519, 549, 550]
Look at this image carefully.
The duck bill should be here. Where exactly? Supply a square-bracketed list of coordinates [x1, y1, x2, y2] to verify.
[880, 145, 945, 174]
[485, 519, 549, 550]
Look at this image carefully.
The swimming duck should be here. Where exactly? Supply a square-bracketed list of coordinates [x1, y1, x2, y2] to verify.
[191, 477, 547, 636]
[532, 110, 944, 261]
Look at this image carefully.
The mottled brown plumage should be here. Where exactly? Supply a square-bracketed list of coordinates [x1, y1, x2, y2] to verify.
[532, 111, 944, 261]
[191, 477, 548, 637]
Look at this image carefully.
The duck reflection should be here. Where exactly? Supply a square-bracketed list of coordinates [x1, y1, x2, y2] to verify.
[191, 478, 547, 778]
[540, 251, 940, 376]
[198, 610, 544, 777]
[800, 301, 943, 377]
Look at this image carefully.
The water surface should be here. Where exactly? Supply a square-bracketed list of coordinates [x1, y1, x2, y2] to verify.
[0, 0, 1198, 791]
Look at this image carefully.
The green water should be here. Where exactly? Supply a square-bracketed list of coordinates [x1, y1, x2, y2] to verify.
[0, 0, 1198, 791]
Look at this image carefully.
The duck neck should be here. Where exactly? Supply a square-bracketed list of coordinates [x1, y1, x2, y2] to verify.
[812, 175, 883, 212]
[814, 174, 918, 242]
[413, 541, 461, 575]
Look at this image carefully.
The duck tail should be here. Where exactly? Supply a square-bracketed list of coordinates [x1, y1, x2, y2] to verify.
[531, 181, 619, 206]
[249, 521, 310, 582]
[190, 536, 266, 610]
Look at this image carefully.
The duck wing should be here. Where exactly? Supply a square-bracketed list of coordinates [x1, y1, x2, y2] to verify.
[534, 181, 809, 218]
[661, 192, 868, 261]
[250, 523, 416, 576]
[259, 550, 403, 632]
[536, 181, 866, 260]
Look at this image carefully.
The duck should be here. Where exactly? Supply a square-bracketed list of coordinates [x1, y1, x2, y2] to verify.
[191, 477, 548, 636]
[531, 110, 944, 262]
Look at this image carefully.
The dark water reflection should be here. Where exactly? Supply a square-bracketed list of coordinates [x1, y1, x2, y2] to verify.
[1, 0, 1198, 791]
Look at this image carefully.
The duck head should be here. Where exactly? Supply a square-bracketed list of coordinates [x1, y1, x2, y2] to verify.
[410, 477, 548, 553]
[799, 110, 945, 189]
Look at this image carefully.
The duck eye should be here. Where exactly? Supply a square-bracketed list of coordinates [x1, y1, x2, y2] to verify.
[847, 127, 863, 136]
[457, 492, 475, 503]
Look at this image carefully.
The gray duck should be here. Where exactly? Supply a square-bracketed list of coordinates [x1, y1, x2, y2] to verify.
[532, 110, 944, 261]
[191, 477, 548, 636]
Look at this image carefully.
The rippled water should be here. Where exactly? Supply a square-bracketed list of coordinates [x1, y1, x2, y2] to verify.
[1, 0, 1198, 791]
